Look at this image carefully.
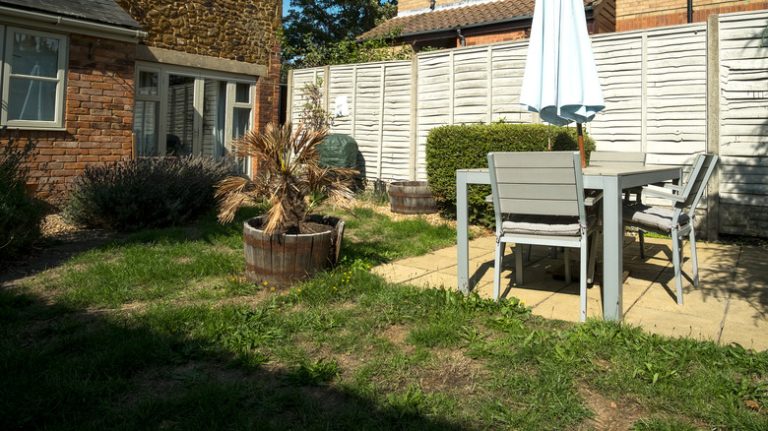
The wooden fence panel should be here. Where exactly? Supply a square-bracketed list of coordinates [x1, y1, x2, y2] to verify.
[718, 11, 768, 236]
[286, 10, 768, 237]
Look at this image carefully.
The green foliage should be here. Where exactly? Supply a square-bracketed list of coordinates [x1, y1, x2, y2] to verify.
[426, 123, 595, 226]
[0, 137, 42, 261]
[296, 36, 414, 70]
[283, 0, 399, 68]
[64, 157, 235, 232]
[300, 78, 334, 130]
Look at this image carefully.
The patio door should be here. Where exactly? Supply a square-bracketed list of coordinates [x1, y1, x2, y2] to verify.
[133, 64, 255, 169]
[165, 74, 196, 156]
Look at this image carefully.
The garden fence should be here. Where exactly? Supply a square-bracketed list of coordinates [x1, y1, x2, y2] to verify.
[287, 10, 768, 238]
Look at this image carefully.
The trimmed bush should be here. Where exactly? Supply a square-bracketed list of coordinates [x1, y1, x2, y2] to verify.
[426, 123, 595, 226]
[0, 139, 42, 261]
[65, 157, 236, 231]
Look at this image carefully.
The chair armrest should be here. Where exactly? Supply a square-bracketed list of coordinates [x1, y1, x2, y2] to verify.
[663, 183, 683, 192]
[584, 191, 603, 207]
[642, 185, 685, 203]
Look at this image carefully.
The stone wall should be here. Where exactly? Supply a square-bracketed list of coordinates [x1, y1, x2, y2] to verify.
[117, 0, 281, 66]
[2, 35, 135, 202]
[118, 0, 282, 135]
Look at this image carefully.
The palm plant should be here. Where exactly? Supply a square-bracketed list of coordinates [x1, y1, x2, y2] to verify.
[216, 122, 356, 235]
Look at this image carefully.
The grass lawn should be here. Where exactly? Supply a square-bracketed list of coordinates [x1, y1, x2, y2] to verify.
[1, 202, 766, 430]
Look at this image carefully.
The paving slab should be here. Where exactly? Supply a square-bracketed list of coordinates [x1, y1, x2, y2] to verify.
[720, 298, 768, 351]
[373, 234, 766, 350]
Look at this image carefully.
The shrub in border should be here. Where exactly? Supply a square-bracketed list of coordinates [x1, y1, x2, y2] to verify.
[0, 138, 42, 261]
[64, 157, 236, 232]
[426, 123, 595, 226]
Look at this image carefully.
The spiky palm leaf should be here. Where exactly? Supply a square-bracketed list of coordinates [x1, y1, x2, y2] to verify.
[216, 122, 357, 235]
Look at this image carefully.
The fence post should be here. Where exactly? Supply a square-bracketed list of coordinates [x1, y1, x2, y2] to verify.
[449, 50, 455, 125]
[409, 55, 419, 180]
[377, 64, 387, 180]
[706, 14, 721, 241]
[323, 65, 331, 114]
[487, 45, 493, 124]
[641, 33, 648, 153]
[351, 65, 358, 138]
[286, 69, 294, 125]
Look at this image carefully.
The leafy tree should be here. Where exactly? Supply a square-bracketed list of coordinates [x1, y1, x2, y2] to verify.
[283, 0, 402, 69]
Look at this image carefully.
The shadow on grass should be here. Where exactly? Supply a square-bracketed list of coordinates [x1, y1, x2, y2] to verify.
[0, 208, 265, 288]
[0, 288, 468, 431]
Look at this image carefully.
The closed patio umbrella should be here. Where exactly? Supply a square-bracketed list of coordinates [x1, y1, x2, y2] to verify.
[520, 0, 605, 167]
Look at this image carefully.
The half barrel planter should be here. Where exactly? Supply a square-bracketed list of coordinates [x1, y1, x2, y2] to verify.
[243, 215, 344, 287]
[388, 181, 438, 214]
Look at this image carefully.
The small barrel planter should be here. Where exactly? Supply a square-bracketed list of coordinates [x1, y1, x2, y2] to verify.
[388, 181, 438, 214]
[243, 215, 345, 287]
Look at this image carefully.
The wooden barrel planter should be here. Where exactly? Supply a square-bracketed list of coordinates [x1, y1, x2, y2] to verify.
[243, 215, 345, 287]
[388, 181, 437, 214]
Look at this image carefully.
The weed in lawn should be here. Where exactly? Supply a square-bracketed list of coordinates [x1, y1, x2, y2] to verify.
[385, 384, 456, 419]
[287, 358, 341, 386]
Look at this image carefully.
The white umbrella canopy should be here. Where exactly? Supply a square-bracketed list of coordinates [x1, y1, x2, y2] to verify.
[520, 0, 605, 166]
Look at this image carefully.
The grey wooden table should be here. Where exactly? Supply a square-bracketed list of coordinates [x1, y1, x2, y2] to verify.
[456, 164, 682, 321]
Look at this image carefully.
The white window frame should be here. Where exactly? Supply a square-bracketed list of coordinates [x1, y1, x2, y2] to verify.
[226, 81, 255, 176]
[1, 27, 68, 130]
[134, 67, 162, 156]
[133, 62, 256, 169]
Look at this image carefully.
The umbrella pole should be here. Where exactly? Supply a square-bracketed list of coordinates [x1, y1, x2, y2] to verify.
[577, 123, 587, 168]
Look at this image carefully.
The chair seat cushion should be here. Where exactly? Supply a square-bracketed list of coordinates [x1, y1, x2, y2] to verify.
[501, 215, 594, 236]
[623, 204, 690, 233]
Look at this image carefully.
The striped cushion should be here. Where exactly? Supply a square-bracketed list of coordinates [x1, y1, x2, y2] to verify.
[501, 215, 594, 236]
[623, 204, 690, 233]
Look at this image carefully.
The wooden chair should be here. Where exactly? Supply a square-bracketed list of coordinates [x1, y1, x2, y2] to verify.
[622, 153, 719, 305]
[487, 151, 600, 322]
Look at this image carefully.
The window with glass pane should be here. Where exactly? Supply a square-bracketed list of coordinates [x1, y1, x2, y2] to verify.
[138, 71, 159, 97]
[166, 75, 195, 156]
[235, 83, 250, 103]
[134, 101, 159, 156]
[6, 29, 65, 124]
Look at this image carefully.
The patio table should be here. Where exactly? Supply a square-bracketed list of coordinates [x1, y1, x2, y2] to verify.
[456, 164, 682, 321]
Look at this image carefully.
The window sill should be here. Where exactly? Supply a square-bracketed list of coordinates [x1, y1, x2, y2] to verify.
[3, 125, 67, 132]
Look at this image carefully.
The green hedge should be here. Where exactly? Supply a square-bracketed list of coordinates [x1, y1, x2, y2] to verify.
[426, 123, 595, 226]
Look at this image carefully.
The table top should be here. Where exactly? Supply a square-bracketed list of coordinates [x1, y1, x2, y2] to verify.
[583, 164, 681, 177]
[458, 164, 682, 177]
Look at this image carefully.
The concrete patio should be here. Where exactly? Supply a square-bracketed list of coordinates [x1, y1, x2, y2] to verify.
[373, 234, 768, 351]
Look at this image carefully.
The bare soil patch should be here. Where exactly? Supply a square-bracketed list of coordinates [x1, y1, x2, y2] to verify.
[576, 384, 647, 431]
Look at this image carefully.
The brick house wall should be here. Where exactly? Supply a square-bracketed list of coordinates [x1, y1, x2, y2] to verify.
[116, 0, 282, 133]
[1, 35, 135, 201]
[616, 0, 768, 31]
[3, 0, 280, 202]
[464, 29, 528, 47]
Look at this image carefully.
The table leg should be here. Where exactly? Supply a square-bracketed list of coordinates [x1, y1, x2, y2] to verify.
[456, 173, 470, 294]
[602, 177, 624, 321]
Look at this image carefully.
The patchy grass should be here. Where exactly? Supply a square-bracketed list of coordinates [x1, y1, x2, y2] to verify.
[2, 201, 767, 430]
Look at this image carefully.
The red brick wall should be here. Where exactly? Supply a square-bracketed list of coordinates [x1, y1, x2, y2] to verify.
[253, 36, 282, 134]
[463, 29, 528, 46]
[617, 0, 768, 31]
[1, 34, 135, 202]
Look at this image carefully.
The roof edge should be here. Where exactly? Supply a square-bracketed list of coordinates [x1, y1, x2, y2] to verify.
[0, 4, 147, 42]
[360, 4, 595, 41]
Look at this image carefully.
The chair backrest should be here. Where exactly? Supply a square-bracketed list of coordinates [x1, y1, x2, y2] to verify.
[678, 153, 718, 217]
[487, 151, 585, 231]
[589, 151, 646, 166]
